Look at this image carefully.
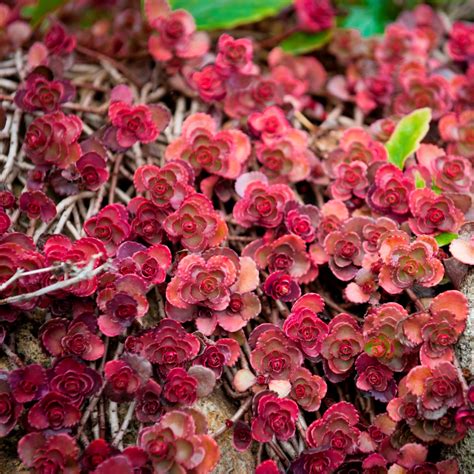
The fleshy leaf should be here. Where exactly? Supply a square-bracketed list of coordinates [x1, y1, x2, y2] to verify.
[170, 0, 292, 30]
[386, 108, 432, 170]
[342, 0, 396, 38]
[188, 365, 216, 397]
[280, 30, 332, 55]
[233, 369, 256, 392]
[23, 0, 68, 26]
[435, 232, 458, 247]
[414, 171, 426, 189]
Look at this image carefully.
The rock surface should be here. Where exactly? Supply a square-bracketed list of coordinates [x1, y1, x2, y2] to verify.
[195, 388, 256, 473]
[443, 226, 474, 473]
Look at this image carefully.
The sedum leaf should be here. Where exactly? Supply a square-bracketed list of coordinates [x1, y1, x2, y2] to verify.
[435, 232, 458, 247]
[385, 108, 432, 170]
[23, 0, 69, 26]
[280, 29, 333, 55]
[169, 0, 293, 30]
[414, 171, 426, 189]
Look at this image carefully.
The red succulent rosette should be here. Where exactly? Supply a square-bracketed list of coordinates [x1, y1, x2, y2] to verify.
[244, 234, 311, 282]
[290, 367, 327, 412]
[326, 128, 387, 178]
[24, 111, 82, 169]
[367, 164, 414, 220]
[378, 231, 444, 294]
[250, 326, 303, 381]
[363, 302, 409, 372]
[251, 392, 299, 442]
[131, 319, 200, 373]
[320, 313, 363, 382]
[18, 433, 80, 473]
[114, 241, 171, 287]
[215, 33, 257, 77]
[290, 448, 344, 474]
[438, 110, 474, 159]
[295, 0, 334, 33]
[408, 188, 464, 236]
[192, 64, 227, 102]
[406, 362, 465, 420]
[355, 353, 397, 402]
[14, 67, 75, 113]
[307, 401, 360, 456]
[49, 357, 101, 407]
[138, 410, 219, 473]
[283, 292, 327, 358]
[255, 129, 312, 183]
[44, 22, 76, 54]
[84, 203, 131, 257]
[248, 106, 290, 143]
[104, 355, 151, 403]
[163, 367, 198, 406]
[233, 174, 295, 229]
[394, 74, 452, 119]
[448, 21, 474, 62]
[40, 315, 104, 361]
[97, 274, 149, 336]
[7, 363, 47, 403]
[284, 201, 320, 243]
[133, 159, 194, 210]
[145, 0, 209, 61]
[104, 85, 170, 150]
[263, 271, 301, 302]
[127, 197, 168, 245]
[135, 379, 163, 423]
[19, 191, 56, 223]
[80, 439, 120, 472]
[165, 113, 251, 179]
[28, 391, 81, 431]
[0, 374, 22, 437]
[162, 193, 228, 252]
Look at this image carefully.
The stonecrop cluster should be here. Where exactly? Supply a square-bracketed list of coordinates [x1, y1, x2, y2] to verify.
[0, 0, 473, 473]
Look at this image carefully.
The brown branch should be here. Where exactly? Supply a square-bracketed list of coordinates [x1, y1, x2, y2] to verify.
[0, 259, 108, 306]
[76, 44, 143, 87]
[212, 397, 252, 438]
[113, 400, 137, 447]
[1, 343, 24, 368]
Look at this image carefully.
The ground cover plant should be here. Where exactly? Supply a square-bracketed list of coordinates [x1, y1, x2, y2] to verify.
[0, 0, 473, 472]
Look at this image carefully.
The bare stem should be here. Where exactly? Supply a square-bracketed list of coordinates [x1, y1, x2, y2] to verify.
[113, 400, 137, 447]
[0, 108, 21, 182]
[1, 343, 24, 368]
[0, 263, 66, 292]
[212, 397, 252, 438]
[0, 258, 107, 306]
[109, 401, 120, 439]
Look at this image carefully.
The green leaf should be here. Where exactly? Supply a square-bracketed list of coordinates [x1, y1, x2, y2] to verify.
[435, 232, 458, 247]
[385, 108, 432, 170]
[24, 0, 69, 26]
[169, 0, 293, 30]
[342, 6, 387, 37]
[340, 0, 400, 37]
[414, 171, 426, 189]
[432, 184, 442, 195]
[280, 29, 333, 55]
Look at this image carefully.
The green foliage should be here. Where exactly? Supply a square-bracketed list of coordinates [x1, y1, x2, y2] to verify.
[169, 0, 293, 30]
[414, 171, 426, 189]
[339, 0, 399, 37]
[385, 108, 432, 170]
[22, 0, 68, 26]
[280, 29, 333, 55]
[435, 232, 458, 247]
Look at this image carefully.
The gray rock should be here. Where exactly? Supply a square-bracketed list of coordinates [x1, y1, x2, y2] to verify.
[443, 227, 474, 473]
[195, 388, 256, 473]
